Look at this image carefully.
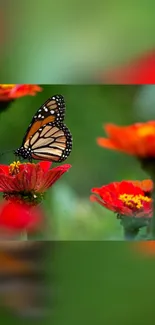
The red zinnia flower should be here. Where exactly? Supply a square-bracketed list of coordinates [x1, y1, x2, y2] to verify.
[100, 50, 155, 84]
[97, 121, 155, 158]
[0, 201, 43, 234]
[0, 84, 42, 101]
[0, 161, 71, 205]
[90, 181, 152, 218]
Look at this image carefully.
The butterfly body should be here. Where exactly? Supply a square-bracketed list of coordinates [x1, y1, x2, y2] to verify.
[14, 95, 72, 162]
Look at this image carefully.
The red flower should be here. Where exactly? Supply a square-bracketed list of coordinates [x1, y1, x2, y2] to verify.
[0, 84, 42, 101]
[90, 181, 152, 218]
[0, 201, 43, 234]
[97, 121, 155, 158]
[0, 161, 71, 205]
[100, 50, 155, 84]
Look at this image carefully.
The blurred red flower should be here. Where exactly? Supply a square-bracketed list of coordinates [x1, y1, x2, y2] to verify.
[101, 50, 155, 84]
[90, 181, 152, 218]
[0, 84, 42, 101]
[0, 201, 43, 234]
[97, 121, 155, 158]
[0, 161, 71, 205]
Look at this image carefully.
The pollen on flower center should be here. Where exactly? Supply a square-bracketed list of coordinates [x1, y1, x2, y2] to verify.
[137, 125, 155, 137]
[0, 84, 15, 89]
[119, 193, 151, 209]
[9, 161, 21, 175]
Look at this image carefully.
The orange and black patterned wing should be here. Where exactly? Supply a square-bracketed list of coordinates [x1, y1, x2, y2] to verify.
[22, 95, 66, 145]
[24, 122, 72, 162]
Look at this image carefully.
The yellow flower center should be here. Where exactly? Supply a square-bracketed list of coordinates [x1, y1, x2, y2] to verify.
[0, 84, 15, 89]
[119, 194, 151, 209]
[137, 125, 155, 137]
[9, 161, 21, 175]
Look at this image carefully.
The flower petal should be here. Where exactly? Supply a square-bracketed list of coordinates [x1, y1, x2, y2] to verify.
[97, 137, 121, 150]
[37, 164, 71, 192]
[90, 194, 112, 209]
[0, 165, 9, 174]
[38, 161, 52, 172]
[9, 84, 42, 99]
[0, 174, 18, 192]
[0, 162, 71, 201]
[97, 121, 155, 158]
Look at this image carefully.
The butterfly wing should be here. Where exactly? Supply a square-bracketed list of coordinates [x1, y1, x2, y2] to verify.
[15, 94, 72, 162]
[22, 94, 66, 145]
[24, 122, 72, 162]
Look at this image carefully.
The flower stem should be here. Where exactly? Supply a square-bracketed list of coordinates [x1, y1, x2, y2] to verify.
[124, 228, 139, 241]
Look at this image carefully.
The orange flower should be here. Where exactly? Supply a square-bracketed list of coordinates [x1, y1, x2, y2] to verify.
[128, 179, 153, 196]
[0, 84, 42, 101]
[97, 121, 155, 158]
[133, 241, 155, 257]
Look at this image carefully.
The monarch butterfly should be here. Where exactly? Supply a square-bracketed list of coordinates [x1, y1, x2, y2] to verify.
[14, 94, 72, 162]
[0, 241, 50, 319]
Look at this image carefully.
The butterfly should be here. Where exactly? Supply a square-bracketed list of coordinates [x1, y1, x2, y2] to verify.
[14, 94, 72, 162]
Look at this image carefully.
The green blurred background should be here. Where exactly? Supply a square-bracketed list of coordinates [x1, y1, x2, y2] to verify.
[0, 84, 154, 240]
[1, 1, 155, 82]
[1, 242, 155, 325]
